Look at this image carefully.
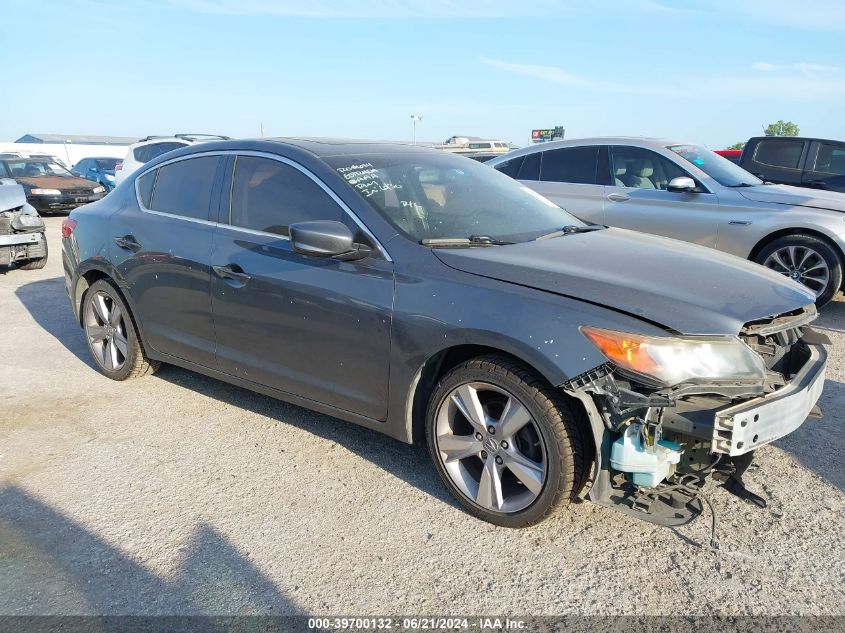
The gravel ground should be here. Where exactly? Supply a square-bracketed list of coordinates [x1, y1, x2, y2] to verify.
[1, 217, 843, 616]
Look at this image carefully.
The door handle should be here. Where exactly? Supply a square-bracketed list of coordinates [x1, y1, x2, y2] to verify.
[113, 234, 141, 252]
[212, 264, 251, 285]
[606, 193, 630, 202]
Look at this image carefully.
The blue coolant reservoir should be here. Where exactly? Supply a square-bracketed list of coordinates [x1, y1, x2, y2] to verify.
[610, 423, 683, 488]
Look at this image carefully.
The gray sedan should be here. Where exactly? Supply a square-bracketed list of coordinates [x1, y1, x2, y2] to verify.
[63, 139, 825, 530]
[488, 137, 845, 306]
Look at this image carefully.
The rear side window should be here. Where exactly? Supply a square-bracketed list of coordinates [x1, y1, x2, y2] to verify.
[229, 156, 344, 236]
[540, 146, 600, 184]
[494, 156, 524, 178]
[752, 140, 804, 169]
[148, 156, 222, 220]
[516, 152, 541, 180]
[137, 170, 156, 208]
[134, 141, 188, 164]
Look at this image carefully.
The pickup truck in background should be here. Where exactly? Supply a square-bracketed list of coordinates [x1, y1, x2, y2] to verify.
[738, 136, 845, 193]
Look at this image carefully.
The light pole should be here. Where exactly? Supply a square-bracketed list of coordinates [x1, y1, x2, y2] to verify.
[410, 114, 422, 145]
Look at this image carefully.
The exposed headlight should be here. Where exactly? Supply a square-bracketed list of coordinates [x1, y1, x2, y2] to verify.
[30, 188, 61, 195]
[580, 326, 766, 387]
[93, 186, 105, 193]
[11, 214, 45, 230]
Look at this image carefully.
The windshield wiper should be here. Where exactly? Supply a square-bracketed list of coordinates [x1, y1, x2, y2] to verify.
[728, 183, 757, 188]
[534, 225, 604, 241]
[421, 234, 514, 247]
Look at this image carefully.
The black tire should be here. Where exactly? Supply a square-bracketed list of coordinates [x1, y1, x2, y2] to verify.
[425, 354, 587, 528]
[17, 237, 48, 270]
[82, 279, 160, 380]
[754, 234, 842, 308]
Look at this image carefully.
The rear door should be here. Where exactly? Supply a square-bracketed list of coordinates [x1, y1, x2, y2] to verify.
[110, 154, 225, 368]
[803, 140, 845, 193]
[604, 146, 720, 246]
[210, 154, 394, 420]
[517, 146, 607, 224]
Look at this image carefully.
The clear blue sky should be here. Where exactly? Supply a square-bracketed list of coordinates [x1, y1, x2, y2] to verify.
[4, 0, 844, 148]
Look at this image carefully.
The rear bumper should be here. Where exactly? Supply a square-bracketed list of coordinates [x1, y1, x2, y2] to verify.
[712, 343, 827, 456]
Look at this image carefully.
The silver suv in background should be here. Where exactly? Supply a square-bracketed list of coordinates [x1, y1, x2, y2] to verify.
[114, 134, 229, 186]
[488, 138, 845, 306]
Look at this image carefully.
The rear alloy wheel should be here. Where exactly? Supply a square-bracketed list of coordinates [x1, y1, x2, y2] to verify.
[755, 234, 842, 307]
[82, 279, 159, 380]
[426, 355, 586, 527]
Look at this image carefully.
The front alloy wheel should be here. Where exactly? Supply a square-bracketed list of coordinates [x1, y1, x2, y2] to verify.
[426, 355, 587, 527]
[435, 382, 548, 514]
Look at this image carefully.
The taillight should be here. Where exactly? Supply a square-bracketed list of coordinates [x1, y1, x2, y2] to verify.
[61, 218, 77, 238]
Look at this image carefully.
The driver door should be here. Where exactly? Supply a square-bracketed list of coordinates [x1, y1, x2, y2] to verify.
[211, 155, 394, 421]
[604, 146, 720, 247]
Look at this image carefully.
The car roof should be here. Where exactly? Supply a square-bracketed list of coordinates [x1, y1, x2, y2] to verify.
[487, 136, 688, 162]
[170, 137, 442, 159]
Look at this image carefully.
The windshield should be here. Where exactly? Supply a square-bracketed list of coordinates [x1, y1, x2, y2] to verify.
[325, 152, 583, 244]
[667, 144, 762, 187]
[4, 159, 74, 178]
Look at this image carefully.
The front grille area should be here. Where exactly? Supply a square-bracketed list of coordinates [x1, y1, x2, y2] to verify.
[0, 217, 11, 236]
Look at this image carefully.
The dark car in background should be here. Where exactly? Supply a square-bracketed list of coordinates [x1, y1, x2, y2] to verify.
[738, 136, 845, 193]
[0, 157, 106, 214]
[72, 157, 122, 192]
[62, 139, 826, 531]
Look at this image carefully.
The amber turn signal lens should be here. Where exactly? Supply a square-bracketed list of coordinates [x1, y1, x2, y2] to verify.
[580, 327, 660, 375]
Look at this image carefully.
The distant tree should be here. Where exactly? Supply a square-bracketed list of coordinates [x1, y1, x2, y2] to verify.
[764, 120, 800, 137]
[727, 141, 745, 150]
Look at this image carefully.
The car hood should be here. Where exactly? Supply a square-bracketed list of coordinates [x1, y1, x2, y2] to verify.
[433, 228, 814, 335]
[737, 184, 845, 212]
[15, 176, 97, 190]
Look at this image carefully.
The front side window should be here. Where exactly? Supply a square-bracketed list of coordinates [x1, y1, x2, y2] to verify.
[668, 144, 761, 187]
[324, 152, 583, 243]
[813, 143, 845, 175]
[229, 156, 344, 236]
[540, 146, 600, 184]
[611, 146, 692, 191]
[148, 156, 222, 220]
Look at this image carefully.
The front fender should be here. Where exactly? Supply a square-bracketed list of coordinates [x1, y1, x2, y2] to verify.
[384, 265, 670, 442]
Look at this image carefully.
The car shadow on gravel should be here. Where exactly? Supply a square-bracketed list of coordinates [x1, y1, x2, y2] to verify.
[14, 276, 95, 368]
[0, 485, 301, 615]
[774, 378, 845, 493]
[156, 363, 457, 510]
[15, 277, 456, 511]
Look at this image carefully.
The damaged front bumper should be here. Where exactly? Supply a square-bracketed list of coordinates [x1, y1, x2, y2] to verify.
[712, 343, 825, 456]
[565, 309, 829, 527]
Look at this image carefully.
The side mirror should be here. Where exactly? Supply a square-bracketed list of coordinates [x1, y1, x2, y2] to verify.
[666, 176, 697, 193]
[289, 220, 370, 261]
